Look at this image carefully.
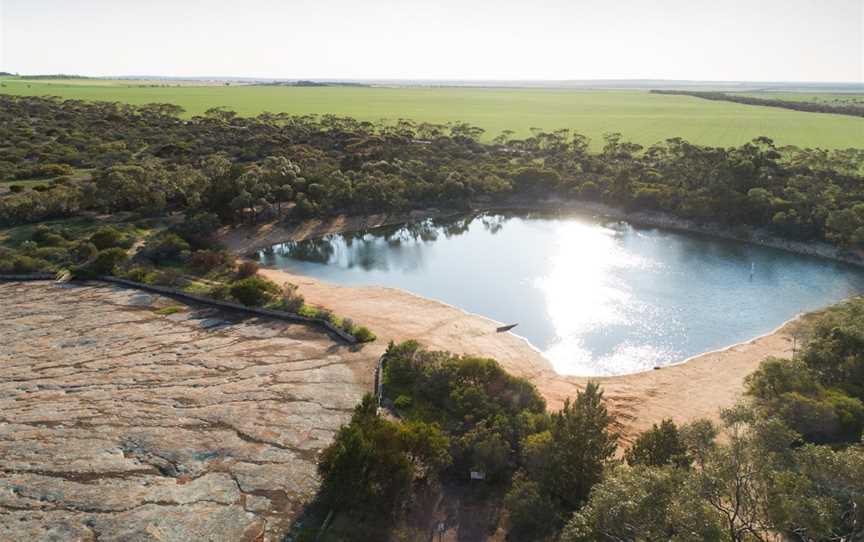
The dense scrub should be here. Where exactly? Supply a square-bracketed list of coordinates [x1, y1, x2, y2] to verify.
[3, 95, 864, 250]
[307, 303, 864, 541]
[296, 341, 618, 540]
[652, 89, 864, 118]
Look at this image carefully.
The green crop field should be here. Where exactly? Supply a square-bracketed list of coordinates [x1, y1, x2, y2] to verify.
[2, 78, 862, 149]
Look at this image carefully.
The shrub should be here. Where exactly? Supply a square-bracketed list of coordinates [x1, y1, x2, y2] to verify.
[777, 390, 864, 444]
[230, 276, 281, 306]
[236, 260, 259, 279]
[173, 212, 221, 248]
[394, 395, 412, 410]
[624, 419, 690, 468]
[341, 317, 356, 333]
[278, 282, 305, 313]
[33, 246, 71, 264]
[152, 268, 184, 287]
[32, 225, 68, 247]
[70, 241, 98, 264]
[142, 233, 190, 264]
[8, 184, 24, 193]
[560, 465, 724, 542]
[0, 254, 49, 274]
[120, 265, 158, 284]
[318, 395, 424, 518]
[89, 248, 128, 275]
[208, 283, 232, 301]
[189, 249, 231, 273]
[89, 226, 128, 250]
[17, 240, 38, 255]
[504, 471, 559, 540]
[156, 306, 185, 316]
[32, 163, 74, 178]
[747, 357, 864, 443]
[316, 307, 336, 323]
[353, 326, 377, 343]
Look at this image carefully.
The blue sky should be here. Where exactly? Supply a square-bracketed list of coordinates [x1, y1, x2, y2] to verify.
[1, 0, 862, 82]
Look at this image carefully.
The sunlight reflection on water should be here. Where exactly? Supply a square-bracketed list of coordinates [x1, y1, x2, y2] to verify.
[261, 212, 864, 376]
[538, 221, 673, 374]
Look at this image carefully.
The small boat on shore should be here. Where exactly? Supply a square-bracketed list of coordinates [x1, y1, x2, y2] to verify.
[497, 323, 518, 332]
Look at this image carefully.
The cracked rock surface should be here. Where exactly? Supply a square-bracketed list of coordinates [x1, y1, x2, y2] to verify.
[0, 281, 377, 541]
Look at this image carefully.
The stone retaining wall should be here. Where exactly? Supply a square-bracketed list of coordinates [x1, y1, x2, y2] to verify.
[0, 274, 358, 345]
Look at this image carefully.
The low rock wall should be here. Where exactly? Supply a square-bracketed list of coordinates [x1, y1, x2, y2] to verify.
[0, 274, 357, 344]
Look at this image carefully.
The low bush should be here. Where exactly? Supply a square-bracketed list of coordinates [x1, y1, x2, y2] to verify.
[393, 395, 412, 410]
[89, 226, 130, 250]
[236, 260, 259, 279]
[504, 471, 559, 540]
[172, 212, 221, 248]
[119, 265, 159, 284]
[155, 306, 185, 316]
[746, 357, 864, 443]
[352, 326, 376, 343]
[141, 233, 190, 264]
[208, 283, 232, 301]
[624, 419, 690, 468]
[32, 225, 68, 247]
[0, 254, 50, 274]
[90, 247, 128, 275]
[32, 163, 74, 178]
[152, 268, 184, 287]
[316, 307, 336, 323]
[32, 246, 71, 264]
[70, 241, 98, 264]
[277, 282, 305, 313]
[341, 317, 355, 333]
[189, 249, 232, 273]
[230, 276, 281, 306]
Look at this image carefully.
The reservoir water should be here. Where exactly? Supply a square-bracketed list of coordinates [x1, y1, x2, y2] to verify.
[260, 212, 864, 376]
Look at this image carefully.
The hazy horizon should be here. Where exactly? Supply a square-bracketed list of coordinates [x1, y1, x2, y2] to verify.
[1, 0, 862, 83]
[4, 75, 864, 87]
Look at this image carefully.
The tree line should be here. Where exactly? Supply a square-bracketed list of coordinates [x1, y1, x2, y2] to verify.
[2, 94, 864, 251]
[651, 89, 864, 118]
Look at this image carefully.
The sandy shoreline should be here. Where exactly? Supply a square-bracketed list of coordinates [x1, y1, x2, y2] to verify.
[254, 264, 800, 442]
[219, 209, 809, 441]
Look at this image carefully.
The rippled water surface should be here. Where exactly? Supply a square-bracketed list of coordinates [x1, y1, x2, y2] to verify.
[260, 212, 864, 376]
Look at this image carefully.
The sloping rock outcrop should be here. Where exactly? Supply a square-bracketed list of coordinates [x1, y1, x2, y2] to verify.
[0, 281, 377, 541]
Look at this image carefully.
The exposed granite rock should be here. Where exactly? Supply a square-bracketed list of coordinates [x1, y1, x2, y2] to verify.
[0, 281, 377, 541]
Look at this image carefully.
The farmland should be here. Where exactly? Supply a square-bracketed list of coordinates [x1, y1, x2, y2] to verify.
[2, 77, 862, 149]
